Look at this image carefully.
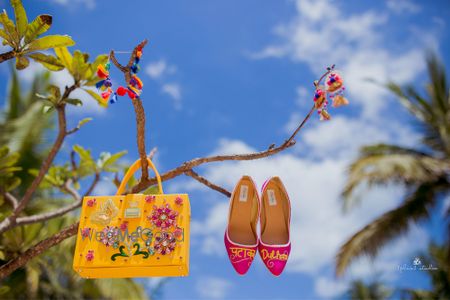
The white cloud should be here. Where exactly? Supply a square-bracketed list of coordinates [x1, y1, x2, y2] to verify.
[49, 0, 96, 10]
[315, 276, 348, 298]
[386, 0, 421, 14]
[300, 115, 420, 160]
[162, 83, 182, 110]
[184, 137, 428, 297]
[145, 59, 177, 79]
[145, 59, 182, 110]
[252, 0, 432, 118]
[196, 277, 232, 300]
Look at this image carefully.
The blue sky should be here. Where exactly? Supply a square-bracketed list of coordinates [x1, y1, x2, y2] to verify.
[1, 0, 450, 299]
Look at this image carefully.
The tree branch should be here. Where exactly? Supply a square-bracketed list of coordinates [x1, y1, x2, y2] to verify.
[130, 138, 297, 193]
[0, 84, 79, 234]
[6, 174, 100, 228]
[0, 51, 15, 63]
[0, 222, 79, 280]
[3, 192, 18, 209]
[184, 169, 231, 197]
[0, 63, 331, 280]
[110, 40, 150, 185]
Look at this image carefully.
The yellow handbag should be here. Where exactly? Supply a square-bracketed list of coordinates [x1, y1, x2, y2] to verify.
[73, 158, 190, 278]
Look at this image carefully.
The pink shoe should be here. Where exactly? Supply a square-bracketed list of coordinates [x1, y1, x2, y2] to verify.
[224, 176, 260, 275]
[259, 177, 291, 276]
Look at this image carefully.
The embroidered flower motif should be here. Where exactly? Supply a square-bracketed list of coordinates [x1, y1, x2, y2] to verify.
[87, 198, 96, 207]
[120, 221, 128, 231]
[148, 204, 178, 229]
[81, 227, 91, 238]
[100, 226, 119, 247]
[175, 196, 183, 206]
[154, 232, 176, 255]
[145, 195, 156, 203]
[86, 250, 94, 261]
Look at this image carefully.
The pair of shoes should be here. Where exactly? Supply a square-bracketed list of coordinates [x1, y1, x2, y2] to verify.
[224, 176, 291, 276]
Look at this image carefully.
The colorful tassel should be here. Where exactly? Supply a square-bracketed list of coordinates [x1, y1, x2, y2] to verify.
[110, 93, 118, 104]
[313, 88, 326, 109]
[101, 88, 112, 100]
[95, 80, 105, 89]
[132, 75, 143, 89]
[97, 65, 109, 79]
[332, 95, 349, 107]
[128, 85, 141, 96]
[319, 109, 331, 121]
[116, 86, 127, 96]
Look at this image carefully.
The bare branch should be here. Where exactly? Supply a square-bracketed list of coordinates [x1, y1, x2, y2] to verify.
[148, 147, 158, 159]
[284, 105, 315, 146]
[70, 150, 77, 172]
[60, 180, 81, 201]
[7, 174, 100, 227]
[83, 173, 100, 198]
[110, 40, 150, 184]
[0, 62, 330, 279]
[0, 51, 15, 63]
[130, 138, 297, 193]
[0, 104, 69, 234]
[0, 222, 79, 280]
[0, 84, 79, 234]
[184, 169, 231, 197]
[3, 192, 18, 209]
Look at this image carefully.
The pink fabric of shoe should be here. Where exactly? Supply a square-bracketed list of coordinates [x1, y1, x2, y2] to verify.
[224, 176, 260, 275]
[259, 177, 291, 276]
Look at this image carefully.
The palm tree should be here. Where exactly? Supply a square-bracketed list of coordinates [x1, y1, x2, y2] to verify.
[336, 53, 450, 276]
[401, 243, 450, 300]
[344, 279, 393, 300]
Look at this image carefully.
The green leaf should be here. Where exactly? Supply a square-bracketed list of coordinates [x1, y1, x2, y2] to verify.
[64, 98, 82, 106]
[26, 34, 75, 52]
[11, 0, 28, 38]
[6, 176, 20, 191]
[82, 88, 108, 107]
[54, 46, 72, 72]
[0, 29, 11, 44]
[15, 56, 29, 70]
[25, 14, 52, 44]
[29, 52, 64, 71]
[100, 150, 127, 172]
[0, 9, 18, 46]
[73, 144, 96, 176]
[78, 117, 92, 127]
[43, 105, 54, 114]
[0, 147, 21, 192]
[47, 84, 61, 102]
[72, 50, 89, 80]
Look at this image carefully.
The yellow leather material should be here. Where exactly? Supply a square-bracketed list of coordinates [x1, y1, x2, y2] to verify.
[73, 158, 190, 278]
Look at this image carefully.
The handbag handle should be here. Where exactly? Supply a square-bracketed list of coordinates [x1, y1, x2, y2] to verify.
[116, 158, 164, 195]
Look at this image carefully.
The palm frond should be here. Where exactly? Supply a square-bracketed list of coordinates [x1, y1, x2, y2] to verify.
[386, 52, 450, 155]
[336, 179, 447, 276]
[342, 144, 448, 209]
[347, 280, 392, 300]
[426, 52, 449, 113]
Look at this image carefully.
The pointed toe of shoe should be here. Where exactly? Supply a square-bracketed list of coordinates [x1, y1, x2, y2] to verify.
[224, 233, 257, 275]
[258, 242, 291, 276]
